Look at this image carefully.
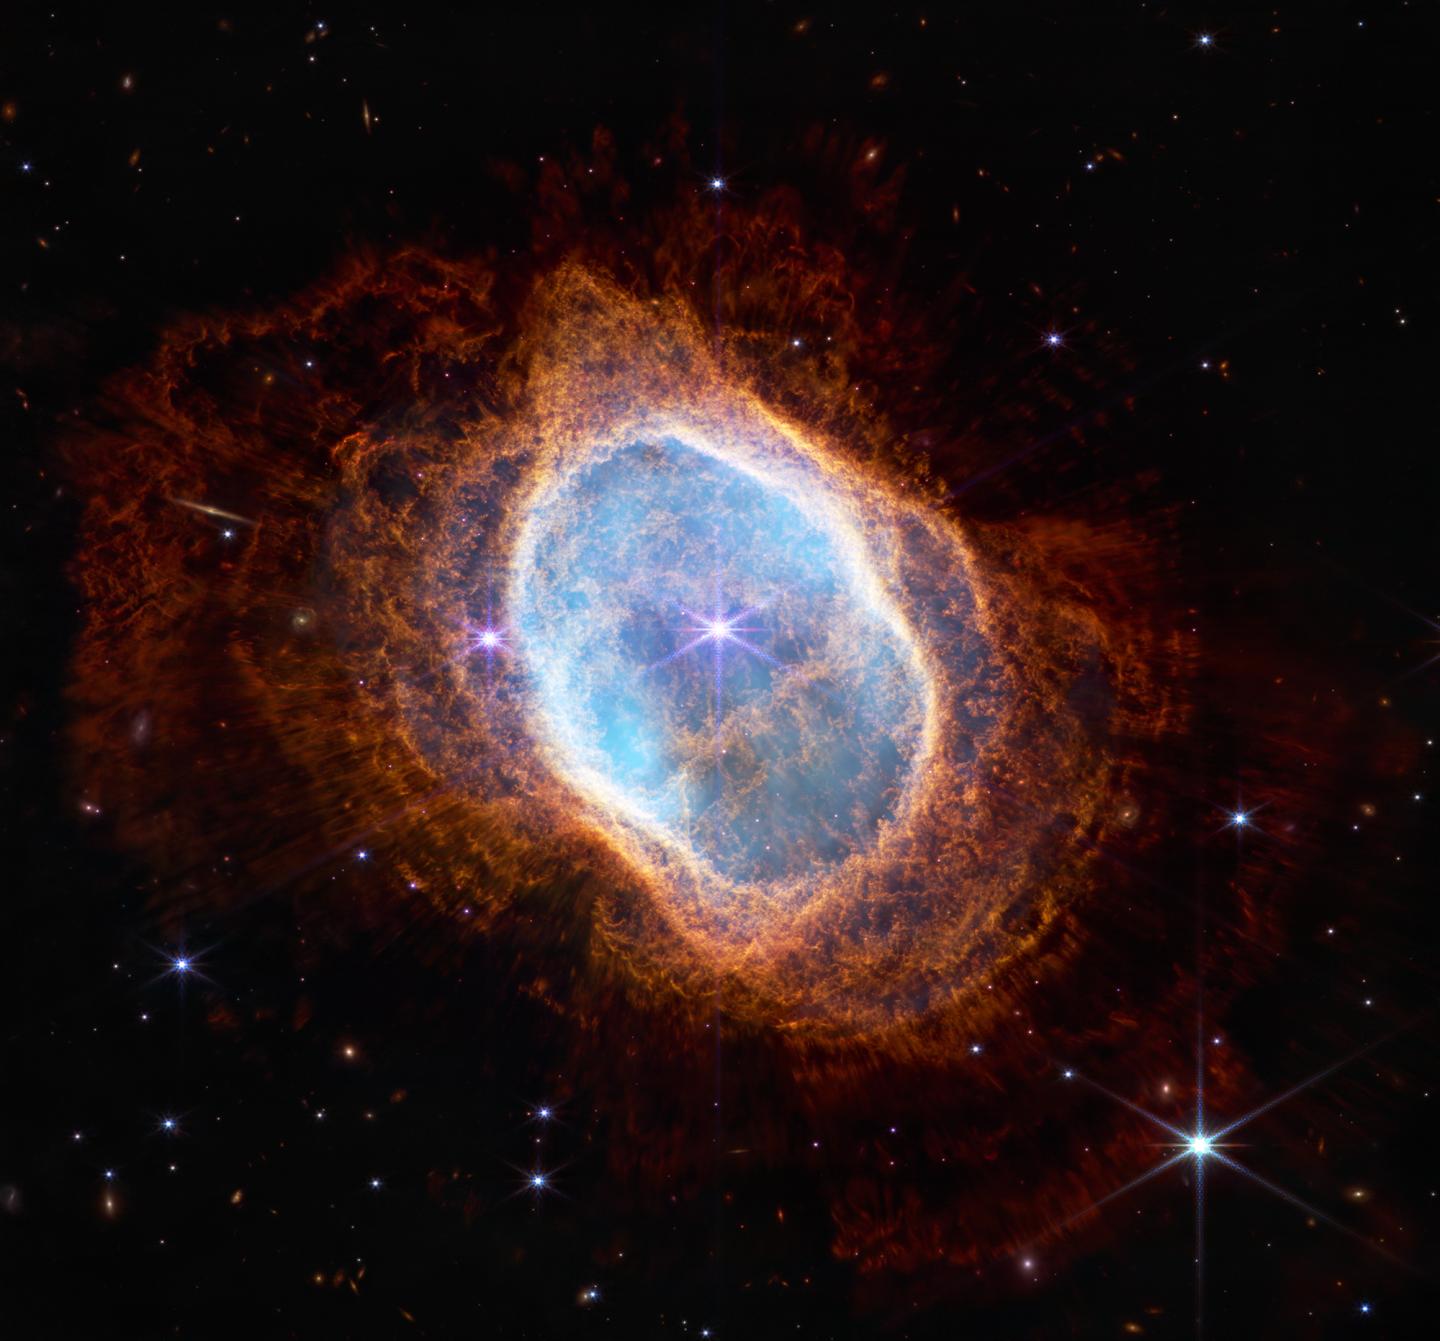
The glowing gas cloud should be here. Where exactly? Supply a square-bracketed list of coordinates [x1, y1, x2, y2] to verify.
[333, 264, 1162, 1030]
[67, 249, 1177, 1032]
[66, 165, 1260, 1274]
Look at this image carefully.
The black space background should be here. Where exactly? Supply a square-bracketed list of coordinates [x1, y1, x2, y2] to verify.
[3, 4, 1439, 1339]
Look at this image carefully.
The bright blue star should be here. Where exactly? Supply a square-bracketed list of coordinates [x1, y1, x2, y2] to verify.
[1214, 798, 1266, 835]
[159, 945, 209, 982]
[1053, 1032, 1407, 1332]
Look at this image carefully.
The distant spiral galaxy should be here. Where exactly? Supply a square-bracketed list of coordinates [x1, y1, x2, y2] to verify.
[64, 164, 1270, 1272]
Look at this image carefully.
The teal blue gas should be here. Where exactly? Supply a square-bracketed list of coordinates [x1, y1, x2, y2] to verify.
[510, 438, 929, 888]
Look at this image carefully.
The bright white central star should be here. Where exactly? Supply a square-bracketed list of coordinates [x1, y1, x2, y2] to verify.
[647, 586, 783, 738]
[1188, 1134, 1213, 1157]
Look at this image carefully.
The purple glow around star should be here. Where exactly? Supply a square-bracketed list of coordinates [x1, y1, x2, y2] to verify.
[648, 578, 780, 733]
[464, 599, 509, 673]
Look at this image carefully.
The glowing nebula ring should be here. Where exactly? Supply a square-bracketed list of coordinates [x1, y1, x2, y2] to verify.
[67, 245, 1169, 1043]
[389, 264, 1139, 1030]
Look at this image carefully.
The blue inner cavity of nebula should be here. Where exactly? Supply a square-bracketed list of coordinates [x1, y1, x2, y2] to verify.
[511, 437, 929, 888]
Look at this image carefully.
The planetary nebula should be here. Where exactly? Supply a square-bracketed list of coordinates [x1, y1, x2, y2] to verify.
[66, 238, 1177, 1034]
[310, 261, 1160, 1033]
[64, 179, 1218, 1271]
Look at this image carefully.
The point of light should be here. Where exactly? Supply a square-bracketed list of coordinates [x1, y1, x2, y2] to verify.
[708, 176, 726, 191]
[171, 957, 190, 974]
[160, 1116, 178, 1134]
[467, 622, 508, 659]
[1044, 331, 1063, 348]
[536, 1105, 552, 1121]
[530, 1172, 548, 1190]
[1188, 1133, 1213, 1158]
[1229, 809, 1250, 828]
[1196, 33, 1214, 48]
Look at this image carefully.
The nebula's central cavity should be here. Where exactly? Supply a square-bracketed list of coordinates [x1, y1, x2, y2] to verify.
[510, 437, 930, 890]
